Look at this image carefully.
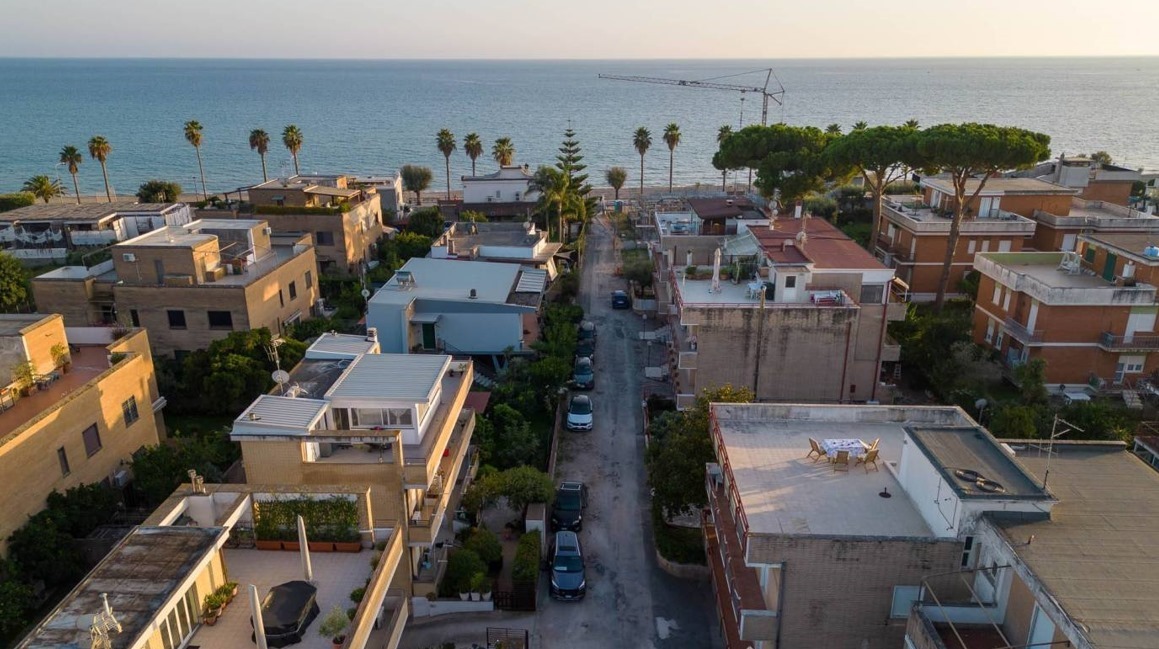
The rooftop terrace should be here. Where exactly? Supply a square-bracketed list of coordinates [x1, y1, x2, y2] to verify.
[974, 251, 1158, 305]
[709, 404, 979, 538]
[0, 345, 116, 441]
[882, 196, 1035, 232]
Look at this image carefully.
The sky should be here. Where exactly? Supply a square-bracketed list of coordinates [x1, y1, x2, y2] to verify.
[3, 0, 1159, 59]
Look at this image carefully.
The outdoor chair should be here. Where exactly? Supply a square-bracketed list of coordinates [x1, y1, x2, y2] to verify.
[857, 448, 880, 473]
[832, 450, 850, 472]
[867, 437, 880, 452]
[806, 438, 825, 462]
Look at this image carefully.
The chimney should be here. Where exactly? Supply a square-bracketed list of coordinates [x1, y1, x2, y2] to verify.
[366, 327, 378, 342]
[794, 202, 803, 219]
[469, 288, 478, 299]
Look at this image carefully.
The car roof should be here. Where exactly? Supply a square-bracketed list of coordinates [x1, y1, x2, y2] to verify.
[559, 481, 584, 491]
[554, 530, 581, 552]
[613, 289, 628, 296]
[575, 357, 592, 368]
[571, 394, 591, 405]
[580, 321, 595, 330]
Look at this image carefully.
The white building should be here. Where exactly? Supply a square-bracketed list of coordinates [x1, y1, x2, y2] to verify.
[366, 257, 545, 358]
[461, 165, 539, 204]
[429, 221, 563, 278]
[0, 203, 192, 264]
[350, 173, 406, 217]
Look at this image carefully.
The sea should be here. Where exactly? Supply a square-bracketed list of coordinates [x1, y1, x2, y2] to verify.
[1, 57, 1158, 197]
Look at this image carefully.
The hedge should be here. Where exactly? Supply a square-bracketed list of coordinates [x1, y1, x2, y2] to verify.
[440, 549, 486, 596]
[0, 192, 34, 213]
[255, 204, 350, 216]
[463, 526, 503, 570]
[512, 530, 541, 585]
[253, 496, 359, 542]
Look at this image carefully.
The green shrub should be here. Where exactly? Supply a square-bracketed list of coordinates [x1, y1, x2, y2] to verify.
[0, 578, 33, 637]
[254, 204, 349, 216]
[441, 549, 486, 595]
[512, 531, 541, 586]
[0, 192, 35, 212]
[349, 586, 365, 603]
[253, 496, 359, 543]
[651, 502, 706, 565]
[464, 526, 503, 569]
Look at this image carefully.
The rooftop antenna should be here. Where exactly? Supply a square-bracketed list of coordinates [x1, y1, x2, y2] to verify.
[1043, 415, 1083, 490]
[265, 335, 287, 396]
[88, 593, 122, 649]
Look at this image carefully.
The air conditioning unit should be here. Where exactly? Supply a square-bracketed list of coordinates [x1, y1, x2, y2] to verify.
[122, 253, 137, 262]
[111, 469, 131, 488]
[263, 226, 273, 235]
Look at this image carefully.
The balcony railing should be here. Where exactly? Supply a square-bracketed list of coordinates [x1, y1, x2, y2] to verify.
[1003, 317, 1044, 345]
[1099, 331, 1159, 351]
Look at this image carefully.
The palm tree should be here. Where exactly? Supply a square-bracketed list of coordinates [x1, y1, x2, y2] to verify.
[904, 119, 920, 130]
[662, 123, 681, 192]
[853, 121, 868, 131]
[249, 129, 270, 182]
[492, 137, 515, 167]
[87, 136, 113, 202]
[59, 146, 83, 205]
[436, 129, 456, 200]
[825, 124, 843, 135]
[184, 120, 207, 200]
[23, 175, 64, 204]
[282, 125, 303, 175]
[716, 125, 733, 191]
[633, 127, 652, 197]
[463, 133, 483, 176]
[530, 166, 573, 243]
[605, 167, 628, 200]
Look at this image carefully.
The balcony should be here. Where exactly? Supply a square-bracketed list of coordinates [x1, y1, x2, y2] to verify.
[904, 566, 1014, 649]
[407, 414, 475, 546]
[1003, 317, 1044, 345]
[705, 472, 775, 645]
[882, 335, 902, 362]
[1099, 331, 1159, 351]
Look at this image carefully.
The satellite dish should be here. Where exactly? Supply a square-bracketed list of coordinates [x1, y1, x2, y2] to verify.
[272, 370, 290, 385]
[360, 288, 371, 299]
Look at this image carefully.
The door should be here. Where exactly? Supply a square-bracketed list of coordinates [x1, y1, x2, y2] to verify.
[1061, 233, 1077, 251]
[1028, 604, 1056, 648]
[1103, 252, 1118, 282]
[422, 323, 436, 350]
[1125, 310, 1157, 343]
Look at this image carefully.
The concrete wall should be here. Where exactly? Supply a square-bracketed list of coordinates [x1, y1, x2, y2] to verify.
[31, 277, 102, 326]
[0, 329, 162, 555]
[1080, 180, 1134, 206]
[746, 535, 964, 649]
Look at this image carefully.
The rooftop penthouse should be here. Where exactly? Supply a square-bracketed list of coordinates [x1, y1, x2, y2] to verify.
[881, 195, 1036, 233]
[1034, 196, 1159, 229]
[974, 251, 1157, 305]
[0, 202, 192, 263]
[429, 220, 562, 276]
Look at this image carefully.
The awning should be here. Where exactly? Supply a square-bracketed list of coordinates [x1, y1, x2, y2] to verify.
[411, 313, 442, 324]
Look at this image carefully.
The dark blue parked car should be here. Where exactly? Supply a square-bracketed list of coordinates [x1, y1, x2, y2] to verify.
[611, 290, 631, 309]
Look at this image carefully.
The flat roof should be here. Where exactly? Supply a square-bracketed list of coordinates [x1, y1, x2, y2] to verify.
[234, 394, 329, 434]
[687, 197, 764, 220]
[751, 217, 885, 270]
[369, 257, 526, 306]
[978, 251, 1122, 289]
[908, 427, 1049, 499]
[0, 202, 181, 223]
[193, 218, 262, 230]
[923, 177, 1076, 195]
[283, 357, 354, 399]
[710, 404, 979, 538]
[305, 332, 378, 359]
[121, 225, 215, 248]
[0, 313, 52, 337]
[326, 353, 450, 402]
[1083, 232, 1159, 260]
[17, 526, 222, 649]
[444, 221, 544, 248]
[991, 444, 1159, 649]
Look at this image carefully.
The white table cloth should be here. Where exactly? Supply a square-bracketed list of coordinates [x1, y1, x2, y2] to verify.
[822, 438, 866, 459]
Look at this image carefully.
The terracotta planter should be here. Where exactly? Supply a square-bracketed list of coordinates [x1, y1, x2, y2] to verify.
[309, 541, 334, 553]
[255, 540, 282, 551]
[334, 542, 361, 553]
[283, 541, 301, 551]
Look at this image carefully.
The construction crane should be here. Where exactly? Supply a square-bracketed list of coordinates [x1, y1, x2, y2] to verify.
[598, 68, 785, 125]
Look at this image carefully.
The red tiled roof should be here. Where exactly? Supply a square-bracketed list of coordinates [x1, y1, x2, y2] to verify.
[751, 217, 885, 270]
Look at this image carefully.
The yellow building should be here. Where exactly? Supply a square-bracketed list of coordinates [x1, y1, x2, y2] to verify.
[16, 483, 408, 649]
[231, 332, 478, 596]
[0, 314, 164, 554]
[31, 219, 318, 357]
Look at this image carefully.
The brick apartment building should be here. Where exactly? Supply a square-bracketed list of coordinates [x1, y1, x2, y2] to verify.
[0, 314, 162, 554]
[1045, 154, 1143, 206]
[230, 333, 477, 596]
[875, 178, 1074, 300]
[704, 403, 1062, 649]
[32, 219, 317, 357]
[247, 174, 388, 274]
[656, 211, 905, 408]
[972, 242, 1159, 388]
[1026, 195, 1159, 253]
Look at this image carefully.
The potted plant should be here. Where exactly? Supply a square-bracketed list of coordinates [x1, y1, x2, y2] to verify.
[203, 593, 224, 624]
[469, 572, 485, 601]
[318, 605, 350, 649]
[11, 361, 35, 397]
[50, 343, 71, 373]
[218, 582, 239, 604]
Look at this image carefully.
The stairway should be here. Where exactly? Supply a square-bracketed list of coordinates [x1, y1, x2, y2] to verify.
[1123, 389, 1143, 410]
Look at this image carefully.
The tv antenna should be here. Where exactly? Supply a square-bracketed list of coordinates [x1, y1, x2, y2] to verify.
[265, 335, 287, 395]
[1042, 415, 1083, 490]
[88, 593, 122, 649]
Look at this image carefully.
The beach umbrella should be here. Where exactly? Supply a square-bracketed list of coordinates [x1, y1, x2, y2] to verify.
[297, 515, 314, 583]
[249, 584, 269, 649]
[712, 247, 722, 293]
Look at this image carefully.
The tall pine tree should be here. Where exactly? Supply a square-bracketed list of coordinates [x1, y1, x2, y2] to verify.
[554, 128, 596, 232]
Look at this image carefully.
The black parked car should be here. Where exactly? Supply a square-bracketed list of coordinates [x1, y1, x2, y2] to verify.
[551, 481, 588, 531]
[549, 531, 587, 601]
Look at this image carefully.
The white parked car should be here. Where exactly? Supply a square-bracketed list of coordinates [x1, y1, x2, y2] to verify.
[566, 394, 593, 431]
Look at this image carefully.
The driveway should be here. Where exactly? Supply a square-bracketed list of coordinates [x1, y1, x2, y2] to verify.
[534, 214, 716, 648]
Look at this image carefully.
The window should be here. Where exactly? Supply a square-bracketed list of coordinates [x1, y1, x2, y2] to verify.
[353, 408, 384, 427]
[981, 240, 991, 252]
[994, 330, 1005, 350]
[1120, 355, 1145, 374]
[891, 585, 922, 618]
[860, 284, 885, 304]
[387, 408, 414, 426]
[960, 536, 976, 568]
[315, 231, 335, 246]
[886, 224, 896, 238]
[352, 408, 414, 428]
[207, 310, 233, 330]
[1002, 290, 1012, 312]
[985, 320, 995, 344]
[122, 396, 140, 426]
[167, 310, 186, 330]
[992, 284, 1002, 305]
[967, 240, 977, 254]
[130, 309, 140, 327]
[57, 447, 70, 476]
[82, 424, 102, 457]
[998, 240, 1012, 253]
[305, 270, 313, 289]
[289, 281, 298, 300]
[1083, 244, 1096, 263]
[784, 275, 797, 288]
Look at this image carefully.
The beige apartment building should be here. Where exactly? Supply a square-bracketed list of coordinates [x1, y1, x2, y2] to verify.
[230, 333, 477, 596]
[247, 174, 388, 274]
[656, 212, 905, 407]
[0, 314, 163, 554]
[32, 219, 318, 357]
[17, 482, 410, 649]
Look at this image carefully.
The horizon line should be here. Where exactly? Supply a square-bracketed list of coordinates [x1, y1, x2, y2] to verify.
[1, 54, 1157, 62]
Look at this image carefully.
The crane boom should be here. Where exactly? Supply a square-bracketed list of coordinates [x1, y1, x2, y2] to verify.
[598, 68, 784, 125]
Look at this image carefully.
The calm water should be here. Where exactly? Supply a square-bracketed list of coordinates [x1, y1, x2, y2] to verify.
[1, 57, 1157, 196]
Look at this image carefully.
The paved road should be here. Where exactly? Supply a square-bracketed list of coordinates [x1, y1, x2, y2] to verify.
[534, 214, 716, 649]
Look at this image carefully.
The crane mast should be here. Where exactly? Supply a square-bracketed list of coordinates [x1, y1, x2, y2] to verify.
[598, 68, 784, 125]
